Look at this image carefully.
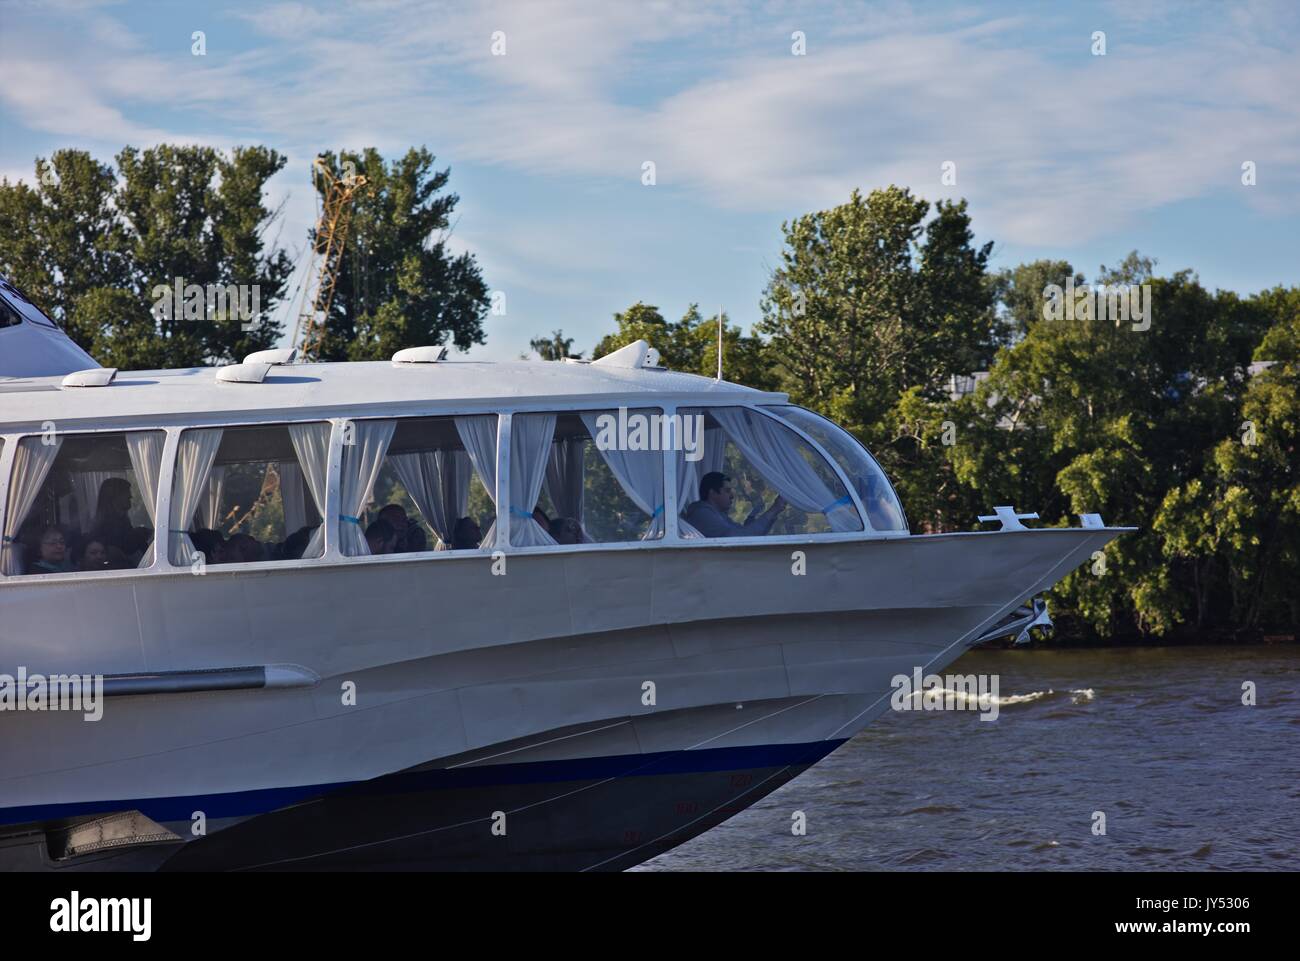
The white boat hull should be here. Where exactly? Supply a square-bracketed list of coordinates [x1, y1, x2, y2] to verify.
[0, 527, 1121, 870]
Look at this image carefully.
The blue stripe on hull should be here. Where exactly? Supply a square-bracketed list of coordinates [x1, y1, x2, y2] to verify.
[1, 739, 846, 829]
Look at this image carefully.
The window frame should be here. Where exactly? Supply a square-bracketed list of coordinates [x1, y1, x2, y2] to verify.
[163, 418, 337, 572]
[328, 410, 503, 561]
[498, 406, 670, 553]
[0, 424, 167, 580]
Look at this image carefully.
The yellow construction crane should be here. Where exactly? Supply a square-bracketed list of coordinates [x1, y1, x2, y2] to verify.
[292, 157, 369, 361]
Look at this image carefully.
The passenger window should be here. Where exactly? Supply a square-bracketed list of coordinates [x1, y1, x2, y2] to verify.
[525, 409, 666, 547]
[168, 422, 328, 566]
[676, 406, 863, 538]
[769, 406, 908, 532]
[346, 415, 498, 555]
[2, 429, 163, 575]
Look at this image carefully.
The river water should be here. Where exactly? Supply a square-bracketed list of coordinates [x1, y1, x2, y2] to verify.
[637, 645, 1300, 871]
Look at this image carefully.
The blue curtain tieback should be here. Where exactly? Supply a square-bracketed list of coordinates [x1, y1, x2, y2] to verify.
[650, 504, 664, 517]
[823, 495, 853, 512]
[340, 514, 362, 525]
[509, 507, 535, 520]
[168, 529, 193, 535]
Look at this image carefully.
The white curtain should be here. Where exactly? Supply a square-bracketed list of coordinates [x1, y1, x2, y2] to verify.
[390, 449, 470, 550]
[455, 415, 499, 548]
[125, 431, 164, 568]
[673, 419, 722, 539]
[168, 428, 223, 565]
[339, 419, 396, 556]
[675, 443, 704, 539]
[710, 407, 861, 532]
[508, 414, 558, 547]
[544, 437, 585, 524]
[278, 461, 305, 534]
[71, 470, 117, 533]
[2, 436, 62, 575]
[288, 422, 331, 558]
[678, 424, 724, 508]
[580, 411, 664, 539]
[196, 466, 227, 530]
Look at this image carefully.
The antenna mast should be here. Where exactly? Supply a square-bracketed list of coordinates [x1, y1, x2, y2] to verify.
[716, 303, 723, 381]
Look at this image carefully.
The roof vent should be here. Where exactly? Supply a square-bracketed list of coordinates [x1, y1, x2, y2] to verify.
[243, 347, 297, 366]
[61, 367, 117, 388]
[591, 339, 660, 370]
[392, 345, 448, 364]
[216, 362, 273, 384]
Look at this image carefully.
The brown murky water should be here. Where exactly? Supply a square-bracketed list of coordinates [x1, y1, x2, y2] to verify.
[636, 646, 1300, 871]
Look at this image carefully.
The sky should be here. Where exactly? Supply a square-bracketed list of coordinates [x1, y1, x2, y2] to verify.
[1, 0, 1297, 361]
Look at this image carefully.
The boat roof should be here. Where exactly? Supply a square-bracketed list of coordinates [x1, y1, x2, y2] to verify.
[0, 359, 784, 433]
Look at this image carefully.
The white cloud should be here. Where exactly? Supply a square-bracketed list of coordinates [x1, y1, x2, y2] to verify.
[2, 0, 1297, 257]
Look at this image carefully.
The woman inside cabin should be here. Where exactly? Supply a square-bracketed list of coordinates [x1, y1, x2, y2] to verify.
[30, 527, 72, 574]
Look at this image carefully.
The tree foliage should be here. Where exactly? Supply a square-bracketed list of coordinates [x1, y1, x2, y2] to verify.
[310, 148, 488, 361]
[592, 301, 778, 390]
[0, 146, 292, 368]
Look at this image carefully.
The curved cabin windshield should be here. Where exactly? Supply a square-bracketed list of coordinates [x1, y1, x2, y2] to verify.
[675, 406, 863, 538]
[768, 406, 908, 533]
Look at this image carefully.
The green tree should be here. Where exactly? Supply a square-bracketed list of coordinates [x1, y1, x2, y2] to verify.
[592, 302, 778, 390]
[526, 329, 576, 360]
[312, 148, 489, 361]
[953, 258, 1274, 637]
[0, 145, 292, 368]
[1157, 286, 1300, 632]
[0, 151, 129, 347]
[756, 187, 996, 532]
[758, 186, 996, 436]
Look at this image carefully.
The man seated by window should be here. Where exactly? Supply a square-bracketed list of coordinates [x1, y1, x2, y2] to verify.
[684, 471, 785, 538]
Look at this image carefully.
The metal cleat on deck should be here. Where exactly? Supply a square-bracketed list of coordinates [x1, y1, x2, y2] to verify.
[977, 506, 1040, 531]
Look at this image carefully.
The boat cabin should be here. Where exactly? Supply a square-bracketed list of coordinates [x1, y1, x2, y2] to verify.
[0, 345, 908, 581]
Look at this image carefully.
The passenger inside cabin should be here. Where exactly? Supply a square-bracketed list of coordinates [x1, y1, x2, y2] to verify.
[551, 517, 582, 545]
[30, 527, 72, 574]
[225, 532, 264, 564]
[451, 516, 481, 550]
[189, 529, 226, 565]
[90, 477, 151, 562]
[281, 525, 316, 561]
[683, 471, 786, 538]
[532, 508, 551, 537]
[76, 538, 109, 571]
[366, 518, 397, 555]
[378, 504, 425, 553]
